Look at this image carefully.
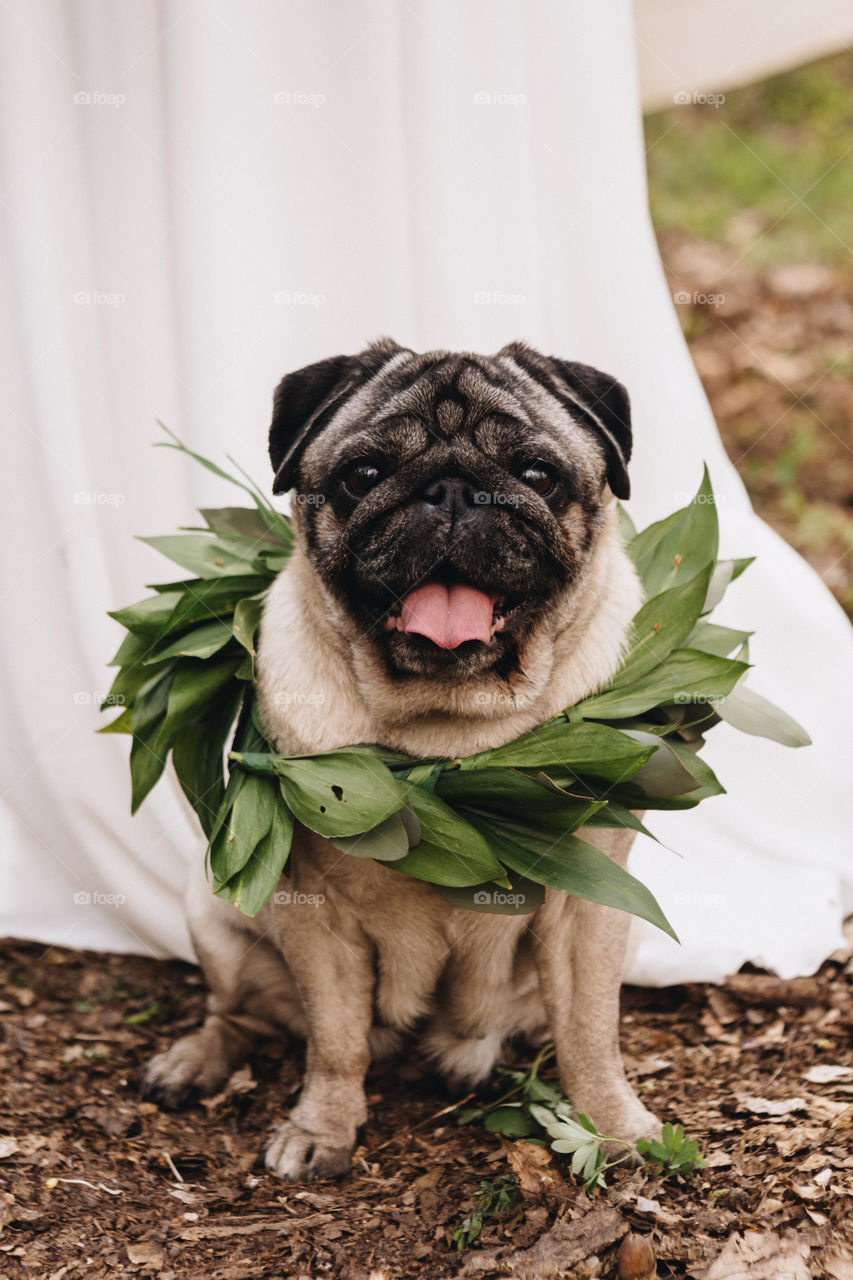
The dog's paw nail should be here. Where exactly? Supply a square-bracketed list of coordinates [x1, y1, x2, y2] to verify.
[264, 1121, 355, 1182]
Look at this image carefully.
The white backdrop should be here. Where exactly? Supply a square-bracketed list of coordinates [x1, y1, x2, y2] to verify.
[1, 0, 851, 982]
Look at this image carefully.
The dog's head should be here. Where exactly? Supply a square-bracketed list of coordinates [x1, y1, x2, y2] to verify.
[268, 338, 632, 682]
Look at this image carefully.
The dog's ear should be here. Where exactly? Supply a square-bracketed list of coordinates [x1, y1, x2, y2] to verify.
[498, 342, 632, 499]
[269, 338, 407, 494]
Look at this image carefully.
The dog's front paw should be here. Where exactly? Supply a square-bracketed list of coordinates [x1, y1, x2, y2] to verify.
[142, 1031, 231, 1107]
[264, 1120, 355, 1182]
[591, 1097, 661, 1154]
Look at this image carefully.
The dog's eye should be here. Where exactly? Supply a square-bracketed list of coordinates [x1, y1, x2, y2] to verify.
[517, 461, 556, 497]
[344, 460, 382, 498]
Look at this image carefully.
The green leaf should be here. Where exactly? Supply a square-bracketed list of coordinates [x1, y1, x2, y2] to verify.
[616, 501, 637, 545]
[171, 686, 244, 837]
[210, 771, 278, 883]
[146, 620, 234, 662]
[129, 666, 177, 812]
[272, 752, 408, 838]
[156, 575, 273, 639]
[107, 630, 152, 668]
[686, 620, 753, 658]
[437, 768, 603, 832]
[468, 817, 677, 939]
[483, 1106, 540, 1138]
[703, 557, 755, 613]
[478, 722, 655, 780]
[213, 796, 294, 916]
[232, 594, 264, 655]
[165, 658, 243, 730]
[627, 466, 719, 596]
[621, 732, 708, 798]
[128, 659, 240, 813]
[404, 787, 507, 878]
[109, 591, 184, 637]
[138, 533, 258, 579]
[609, 739, 725, 809]
[97, 707, 134, 734]
[580, 648, 749, 719]
[606, 564, 715, 689]
[199, 506, 284, 546]
[583, 802, 664, 843]
[712, 683, 811, 747]
[330, 810, 411, 861]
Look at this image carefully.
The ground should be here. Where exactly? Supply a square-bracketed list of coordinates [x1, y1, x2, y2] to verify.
[1, 933, 851, 1279]
[4, 49, 853, 1280]
[646, 49, 853, 619]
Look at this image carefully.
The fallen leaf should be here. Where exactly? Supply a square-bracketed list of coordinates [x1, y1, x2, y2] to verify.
[823, 1254, 853, 1280]
[0, 1192, 15, 1234]
[704, 1230, 810, 1280]
[803, 1065, 853, 1084]
[502, 1139, 568, 1199]
[0, 1138, 19, 1159]
[775, 1127, 823, 1157]
[127, 1241, 164, 1268]
[737, 1096, 807, 1117]
[704, 1149, 733, 1169]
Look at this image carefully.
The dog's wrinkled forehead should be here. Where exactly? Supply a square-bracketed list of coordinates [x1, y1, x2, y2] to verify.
[376, 353, 529, 428]
[269, 339, 633, 497]
[305, 350, 599, 475]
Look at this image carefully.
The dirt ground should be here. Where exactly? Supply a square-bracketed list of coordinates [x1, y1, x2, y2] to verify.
[1, 928, 851, 1280]
[660, 230, 853, 620]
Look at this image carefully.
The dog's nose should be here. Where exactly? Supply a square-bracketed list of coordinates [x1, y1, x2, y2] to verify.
[419, 477, 478, 518]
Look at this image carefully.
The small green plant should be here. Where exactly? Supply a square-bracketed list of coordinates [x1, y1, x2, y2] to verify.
[455, 1046, 705, 1194]
[453, 1174, 519, 1250]
[124, 999, 172, 1026]
[636, 1123, 706, 1179]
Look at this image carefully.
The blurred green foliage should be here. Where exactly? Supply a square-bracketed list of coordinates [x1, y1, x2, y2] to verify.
[644, 52, 853, 264]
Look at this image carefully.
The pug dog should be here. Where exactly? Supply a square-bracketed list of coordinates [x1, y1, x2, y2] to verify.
[143, 338, 660, 1181]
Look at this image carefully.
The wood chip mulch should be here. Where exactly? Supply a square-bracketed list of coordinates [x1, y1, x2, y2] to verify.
[1, 930, 851, 1279]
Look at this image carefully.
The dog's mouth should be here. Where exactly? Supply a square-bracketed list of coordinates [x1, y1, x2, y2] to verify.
[382, 579, 523, 650]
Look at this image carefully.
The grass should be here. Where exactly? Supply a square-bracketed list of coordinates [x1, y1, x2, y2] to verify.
[644, 51, 853, 265]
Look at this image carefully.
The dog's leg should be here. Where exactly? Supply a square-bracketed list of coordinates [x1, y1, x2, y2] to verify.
[532, 829, 658, 1145]
[143, 884, 304, 1106]
[424, 913, 532, 1088]
[264, 899, 375, 1183]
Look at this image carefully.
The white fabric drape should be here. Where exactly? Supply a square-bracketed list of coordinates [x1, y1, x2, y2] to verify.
[1, 0, 850, 981]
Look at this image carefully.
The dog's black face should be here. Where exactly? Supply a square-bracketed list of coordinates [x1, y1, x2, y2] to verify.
[268, 339, 632, 679]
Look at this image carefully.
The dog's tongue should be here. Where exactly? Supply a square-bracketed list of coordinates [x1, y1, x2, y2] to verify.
[400, 582, 496, 649]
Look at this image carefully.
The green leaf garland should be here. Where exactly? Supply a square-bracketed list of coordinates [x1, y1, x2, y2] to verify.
[101, 431, 810, 933]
